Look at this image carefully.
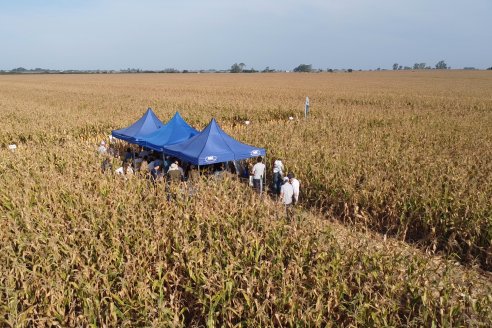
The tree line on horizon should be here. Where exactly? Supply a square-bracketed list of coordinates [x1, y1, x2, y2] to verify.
[2, 62, 492, 74]
[392, 60, 451, 70]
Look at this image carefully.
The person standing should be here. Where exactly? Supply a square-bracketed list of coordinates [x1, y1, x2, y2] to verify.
[272, 158, 284, 195]
[252, 156, 266, 194]
[213, 163, 225, 180]
[167, 163, 182, 182]
[167, 163, 182, 201]
[115, 161, 134, 178]
[97, 141, 107, 155]
[148, 157, 162, 172]
[124, 147, 133, 162]
[175, 160, 185, 180]
[279, 177, 294, 220]
[288, 172, 300, 205]
[163, 156, 171, 174]
[101, 156, 112, 173]
[247, 161, 254, 187]
[150, 163, 162, 183]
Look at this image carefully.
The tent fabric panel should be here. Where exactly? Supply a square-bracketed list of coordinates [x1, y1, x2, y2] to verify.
[111, 108, 164, 143]
[231, 148, 266, 161]
[162, 118, 266, 165]
[137, 112, 199, 150]
[111, 131, 134, 142]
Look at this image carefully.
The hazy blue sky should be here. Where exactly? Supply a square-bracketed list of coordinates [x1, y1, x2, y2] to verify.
[1, 0, 491, 70]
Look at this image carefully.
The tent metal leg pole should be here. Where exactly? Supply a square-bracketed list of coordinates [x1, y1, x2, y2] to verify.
[264, 153, 267, 195]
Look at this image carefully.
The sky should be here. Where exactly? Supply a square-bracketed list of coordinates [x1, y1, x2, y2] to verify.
[0, 0, 491, 70]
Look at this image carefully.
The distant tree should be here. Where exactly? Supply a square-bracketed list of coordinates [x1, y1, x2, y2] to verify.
[347, 68, 353, 73]
[262, 66, 275, 73]
[162, 68, 179, 73]
[230, 63, 243, 73]
[487, 67, 492, 70]
[398, 65, 403, 70]
[393, 63, 399, 70]
[404, 66, 412, 70]
[413, 63, 426, 70]
[435, 60, 448, 69]
[239, 63, 246, 71]
[293, 64, 312, 72]
[243, 67, 257, 73]
[327, 69, 334, 73]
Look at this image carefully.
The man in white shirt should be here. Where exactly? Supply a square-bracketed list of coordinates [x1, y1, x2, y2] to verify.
[280, 177, 294, 219]
[252, 156, 266, 194]
[288, 173, 300, 205]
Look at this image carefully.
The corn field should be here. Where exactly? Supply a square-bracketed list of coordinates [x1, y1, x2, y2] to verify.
[0, 71, 491, 326]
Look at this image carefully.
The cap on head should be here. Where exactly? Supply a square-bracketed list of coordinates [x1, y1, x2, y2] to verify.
[287, 173, 294, 179]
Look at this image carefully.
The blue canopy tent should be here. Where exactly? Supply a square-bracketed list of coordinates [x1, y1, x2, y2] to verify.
[111, 108, 164, 144]
[163, 118, 266, 165]
[137, 112, 199, 151]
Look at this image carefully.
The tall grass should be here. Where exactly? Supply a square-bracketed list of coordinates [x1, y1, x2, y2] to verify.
[1, 142, 491, 326]
[0, 71, 491, 325]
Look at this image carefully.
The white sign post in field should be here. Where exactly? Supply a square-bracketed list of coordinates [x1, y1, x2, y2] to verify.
[305, 96, 310, 118]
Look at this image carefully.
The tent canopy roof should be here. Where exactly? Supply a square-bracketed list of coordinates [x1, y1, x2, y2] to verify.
[111, 108, 164, 143]
[163, 118, 266, 165]
[137, 112, 199, 151]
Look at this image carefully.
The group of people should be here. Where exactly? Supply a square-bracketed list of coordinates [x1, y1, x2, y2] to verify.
[271, 158, 300, 219]
[97, 140, 301, 216]
[99, 142, 198, 183]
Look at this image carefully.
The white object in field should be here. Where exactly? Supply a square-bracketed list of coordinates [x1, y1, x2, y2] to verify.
[108, 135, 114, 142]
[244, 120, 250, 125]
[289, 116, 294, 120]
[8, 144, 17, 151]
[305, 96, 310, 118]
